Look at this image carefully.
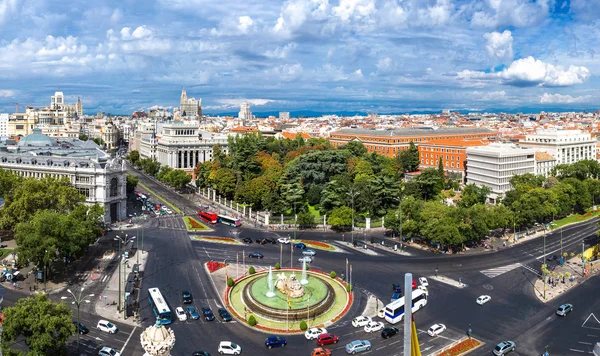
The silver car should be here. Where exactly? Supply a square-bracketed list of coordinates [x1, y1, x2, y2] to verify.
[298, 256, 313, 263]
[556, 303, 573, 316]
[493, 341, 515, 355]
[303, 249, 316, 256]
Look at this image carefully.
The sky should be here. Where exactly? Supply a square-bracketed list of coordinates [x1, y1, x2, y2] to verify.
[0, 0, 599, 115]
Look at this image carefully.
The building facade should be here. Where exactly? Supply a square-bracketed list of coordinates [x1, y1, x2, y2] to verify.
[239, 102, 252, 121]
[519, 129, 596, 165]
[0, 128, 127, 222]
[279, 112, 290, 120]
[466, 143, 535, 203]
[417, 139, 490, 180]
[535, 151, 557, 177]
[76, 97, 83, 117]
[0, 113, 8, 138]
[329, 128, 497, 157]
[179, 89, 202, 118]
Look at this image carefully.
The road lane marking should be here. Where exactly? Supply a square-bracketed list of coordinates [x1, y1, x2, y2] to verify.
[579, 341, 593, 345]
[119, 326, 136, 354]
[570, 349, 585, 353]
[376, 346, 386, 350]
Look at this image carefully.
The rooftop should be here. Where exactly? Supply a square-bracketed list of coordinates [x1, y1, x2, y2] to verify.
[332, 127, 494, 137]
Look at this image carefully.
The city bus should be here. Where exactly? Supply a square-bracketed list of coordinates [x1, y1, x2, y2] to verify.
[384, 288, 427, 324]
[218, 215, 242, 227]
[198, 211, 218, 224]
[148, 287, 172, 325]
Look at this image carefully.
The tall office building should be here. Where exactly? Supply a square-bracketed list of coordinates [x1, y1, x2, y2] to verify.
[279, 112, 290, 120]
[238, 101, 252, 121]
[179, 89, 202, 118]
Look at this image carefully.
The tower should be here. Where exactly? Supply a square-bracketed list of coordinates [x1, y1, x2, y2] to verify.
[76, 97, 83, 117]
[180, 89, 187, 109]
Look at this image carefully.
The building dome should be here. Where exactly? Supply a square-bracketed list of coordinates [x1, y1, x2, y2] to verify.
[140, 319, 176, 356]
[17, 128, 58, 148]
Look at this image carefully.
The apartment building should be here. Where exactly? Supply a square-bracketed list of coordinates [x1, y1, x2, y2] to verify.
[519, 129, 596, 164]
[418, 139, 492, 181]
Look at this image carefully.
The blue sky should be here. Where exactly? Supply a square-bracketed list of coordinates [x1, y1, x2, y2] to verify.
[0, 0, 599, 115]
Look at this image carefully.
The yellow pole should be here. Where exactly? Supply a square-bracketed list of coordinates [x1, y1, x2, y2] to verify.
[411, 316, 422, 356]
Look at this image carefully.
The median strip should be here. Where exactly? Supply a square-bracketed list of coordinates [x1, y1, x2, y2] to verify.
[138, 182, 182, 214]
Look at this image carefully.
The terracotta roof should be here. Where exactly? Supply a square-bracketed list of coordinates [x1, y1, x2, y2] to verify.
[230, 126, 258, 133]
[281, 131, 311, 139]
[535, 151, 555, 161]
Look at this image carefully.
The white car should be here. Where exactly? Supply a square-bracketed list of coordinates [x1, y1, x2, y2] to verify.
[477, 295, 491, 305]
[98, 347, 121, 356]
[96, 320, 118, 334]
[298, 256, 313, 263]
[176, 307, 188, 321]
[427, 324, 446, 336]
[378, 308, 385, 318]
[303, 249, 317, 256]
[305, 327, 327, 340]
[352, 316, 372, 328]
[218, 341, 242, 355]
[364, 321, 385, 333]
[419, 277, 429, 287]
[278, 237, 290, 244]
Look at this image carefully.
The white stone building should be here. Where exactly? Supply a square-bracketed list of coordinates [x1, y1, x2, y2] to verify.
[519, 129, 596, 165]
[466, 143, 536, 203]
[179, 89, 202, 118]
[238, 102, 252, 121]
[0, 128, 127, 222]
[0, 113, 8, 138]
[535, 151, 557, 177]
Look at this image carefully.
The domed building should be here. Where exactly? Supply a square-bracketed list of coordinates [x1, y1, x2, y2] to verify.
[0, 128, 127, 222]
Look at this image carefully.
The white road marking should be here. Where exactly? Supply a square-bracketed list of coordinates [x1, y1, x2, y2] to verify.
[119, 326, 136, 354]
[579, 341, 593, 345]
[570, 349, 585, 353]
[480, 263, 522, 278]
[101, 275, 108, 283]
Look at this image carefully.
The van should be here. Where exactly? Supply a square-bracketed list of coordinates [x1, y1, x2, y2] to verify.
[123, 251, 129, 259]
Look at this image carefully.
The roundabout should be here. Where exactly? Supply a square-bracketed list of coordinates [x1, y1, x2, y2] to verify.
[226, 268, 352, 332]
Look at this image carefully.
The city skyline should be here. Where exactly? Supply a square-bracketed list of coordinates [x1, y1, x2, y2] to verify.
[0, 0, 599, 114]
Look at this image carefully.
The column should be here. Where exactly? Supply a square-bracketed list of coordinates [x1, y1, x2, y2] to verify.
[249, 207, 252, 219]
[281, 214, 283, 225]
[229, 201, 233, 209]
[366, 217, 371, 230]
[382, 216, 385, 228]
[236, 203, 239, 213]
[212, 189, 216, 201]
[243, 205, 246, 216]
[224, 197, 227, 206]
[218, 195, 221, 204]
[265, 213, 270, 226]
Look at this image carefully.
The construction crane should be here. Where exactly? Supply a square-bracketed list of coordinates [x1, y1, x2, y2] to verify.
[14, 103, 39, 113]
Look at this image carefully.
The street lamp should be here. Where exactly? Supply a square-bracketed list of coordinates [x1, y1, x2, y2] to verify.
[346, 189, 359, 244]
[61, 287, 94, 352]
[114, 234, 135, 315]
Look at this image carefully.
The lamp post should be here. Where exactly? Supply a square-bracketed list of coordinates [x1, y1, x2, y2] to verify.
[114, 234, 135, 314]
[135, 214, 140, 265]
[61, 287, 94, 352]
[44, 249, 48, 292]
[346, 189, 359, 244]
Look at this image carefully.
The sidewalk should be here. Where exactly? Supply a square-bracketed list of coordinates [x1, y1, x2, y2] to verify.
[533, 256, 599, 303]
[94, 248, 149, 327]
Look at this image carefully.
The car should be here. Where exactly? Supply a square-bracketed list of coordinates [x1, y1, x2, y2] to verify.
[547, 254, 558, 261]
[73, 321, 89, 334]
[218, 308, 233, 322]
[317, 333, 339, 346]
[391, 293, 401, 302]
[265, 336, 287, 349]
[182, 290, 193, 304]
[364, 321, 385, 333]
[352, 316, 372, 328]
[427, 324, 446, 336]
[242, 238, 253, 244]
[248, 252, 264, 259]
[476, 295, 491, 305]
[493, 341, 516, 355]
[392, 283, 402, 293]
[377, 308, 385, 318]
[412, 279, 417, 289]
[202, 307, 215, 321]
[303, 249, 317, 256]
[98, 347, 121, 356]
[192, 352, 212, 356]
[264, 238, 277, 244]
[186, 306, 200, 320]
[218, 341, 242, 355]
[305, 327, 328, 340]
[345, 340, 371, 354]
[419, 277, 429, 287]
[176, 306, 188, 321]
[299, 256, 313, 263]
[278, 237, 290, 244]
[96, 320, 118, 334]
[311, 347, 332, 356]
[556, 303, 573, 316]
[381, 326, 399, 339]
[255, 238, 267, 245]
[294, 243, 307, 249]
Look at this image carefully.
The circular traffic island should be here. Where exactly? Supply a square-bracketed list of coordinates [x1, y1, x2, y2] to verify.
[227, 269, 352, 333]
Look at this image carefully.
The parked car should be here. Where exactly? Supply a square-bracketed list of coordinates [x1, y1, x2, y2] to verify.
[98, 347, 121, 356]
[264, 238, 277, 244]
[294, 243, 307, 249]
[476, 295, 491, 305]
[493, 341, 516, 355]
[248, 252, 264, 259]
[265, 336, 287, 349]
[96, 320, 118, 334]
[255, 238, 267, 245]
[311, 347, 332, 356]
[242, 238, 253, 244]
[218, 341, 241, 355]
[305, 327, 328, 340]
[392, 283, 402, 293]
[556, 303, 573, 316]
[182, 290, 193, 304]
[278, 237, 290, 244]
[299, 256, 313, 263]
[345, 340, 371, 354]
[187, 306, 200, 320]
[419, 277, 429, 287]
[364, 321, 385, 333]
[73, 321, 89, 334]
[218, 308, 233, 322]
[352, 316, 372, 328]
[317, 333, 339, 346]
[427, 324, 446, 336]
[381, 327, 399, 339]
[303, 249, 317, 256]
[202, 307, 215, 321]
[176, 307, 188, 321]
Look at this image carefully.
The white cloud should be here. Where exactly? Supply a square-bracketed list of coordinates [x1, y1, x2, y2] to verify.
[416, 0, 452, 26]
[216, 98, 275, 106]
[131, 26, 153, 39]
[471, 0, 550, 28]
[0, 0, 17, 25]
[332, 0, 377, 23]
[376, 57, 392, 71]
[484, 30, 513, 61]
[273, 0, 329, 36]
[120, 27, 131, 40]
[265, 42, 297, 59]
[540, 93, 594, 104]
[457, 56, 591, 87]
[0, 89, 16, 97]
[238, 16, 255, 33]
[110, 8, 123, 23]
[265, 63, 303, 81]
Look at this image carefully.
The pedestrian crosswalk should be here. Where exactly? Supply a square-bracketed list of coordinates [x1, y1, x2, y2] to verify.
[480, 263, 522, 278]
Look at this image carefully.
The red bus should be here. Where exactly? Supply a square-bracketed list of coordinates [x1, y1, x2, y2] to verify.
[198, 211, 218, 224]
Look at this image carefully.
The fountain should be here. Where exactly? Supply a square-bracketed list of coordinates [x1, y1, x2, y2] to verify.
[301, 260, 309, 285]
[266, 266, 275, 297]
[140, 318, 176, 356]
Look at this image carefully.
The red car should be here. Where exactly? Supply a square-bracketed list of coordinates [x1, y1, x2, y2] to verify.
[412, 279, 417, 289]
[317, 333, 339, 346]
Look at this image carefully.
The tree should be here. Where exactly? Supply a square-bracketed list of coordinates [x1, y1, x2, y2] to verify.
[299, 320, 308, 331]
[285, 150, 350, 191]
[248, 315, 257, 326]
[78, 134, 88, 141]
[297, 211, 315, 228]
[166, 169, 192, 191]
[213, 168, 237, 198]
[126, 174, 138, 195]
[92, 137, 104, 146]
[342, 141, 367, 157]
[1, 294, 75, 356]
[139, 158, 160, 176]
[327, 206, 353, 229]
[128, 150, 140, 166]
[156, 166, 173, 182]
[397, 141, 420, 173]
[437, 157, 444, 177]
[306, 185, 322, 206]
[459, 184, 491, 208]
[194, 161, 212, 189]
[407, 168, 443, 201]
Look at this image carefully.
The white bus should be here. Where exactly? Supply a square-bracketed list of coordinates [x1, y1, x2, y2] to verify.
[148, 287, 172, 325]
[384, 289, 428, 324]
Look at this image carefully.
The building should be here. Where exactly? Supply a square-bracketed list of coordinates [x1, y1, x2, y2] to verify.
[535, 151, 557, 177]
[0, 113, 8, 138]
[238, 102, 252, 121]
[417, 138, 491, 181]
[329, 127, 497, 157]
[0, 128, 127, 222]
[519, 129, 596, 165]
[466, 143, 535, 203]
[76, 97, 83, 117]
[179, 89, 202, 118]
[279, 112, 290, 120]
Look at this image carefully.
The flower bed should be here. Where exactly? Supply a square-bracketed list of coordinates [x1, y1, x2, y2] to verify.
[193, 236, 242, 245]
[300, 240, 336, 251]
[206, 261, 227, 273]
[437, 338, 481, 356]
[184, 216, 210, 231]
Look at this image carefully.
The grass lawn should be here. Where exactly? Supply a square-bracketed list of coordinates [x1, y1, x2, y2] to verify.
[292, 239, 336, 251]
[0, 248, 14, 259]
[193, 236, 242, 245]
[550, 210, 600, 229]
[138, 183, 182, 214]
[183, 216, 211, 231]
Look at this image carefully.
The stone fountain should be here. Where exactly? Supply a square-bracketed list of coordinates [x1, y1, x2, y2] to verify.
[140, 318, 176, 356]
[300, 260, 309, 285]
[266, 266, 275, 298]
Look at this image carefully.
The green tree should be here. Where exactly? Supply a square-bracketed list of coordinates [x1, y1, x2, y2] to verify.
[128, 150, 140, 165]
[437, 157, 444, 177]
[248, 315, 257, 326]
[299, 320, 308, 331]
[0, 294, 75, 356]
[285, 150, 350, 191]
[407, 168, 443, 201]
[78, 134, 89, 141]
[342, 141, 367, 157]
[459, 184, 491, 208]
[139, 158, 160, 176]
[306, 185, 322, 206]
[194, 161, 212, 189]
[327, 206, 353, 229]
[297, 211, 316, 228]
[92, 137, 104, 146]
[320, 174, 352, 212]
[213, 168, 237, 198]
[397, 141, 420, 173]
[156, 166, 173, 182]
[166, 169, 192, 191]
[126, 174, 138, 195]
[280, 181, 305, 212]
